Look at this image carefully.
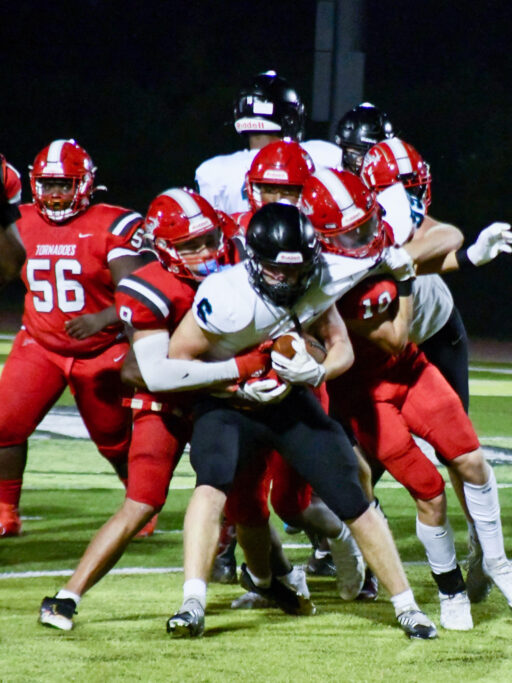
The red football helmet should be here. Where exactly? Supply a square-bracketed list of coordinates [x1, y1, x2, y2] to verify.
[361, 138, 432, 208]
[246, 140, 315, 211]
[144, 188, 230, 280]
[300, 168, 385, 259]
[30, 139, 96, 222]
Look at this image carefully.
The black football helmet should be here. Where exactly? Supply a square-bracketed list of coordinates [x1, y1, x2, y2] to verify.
[245, 203, 320, 307]
[335, 102, 395, 174]
[233, 71, 306, 141]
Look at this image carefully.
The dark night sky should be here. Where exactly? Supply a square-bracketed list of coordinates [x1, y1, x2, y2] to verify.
[1, 0, 511, 337]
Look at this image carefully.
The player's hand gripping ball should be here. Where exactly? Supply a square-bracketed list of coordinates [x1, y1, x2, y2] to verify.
[271, 332, 327, 387]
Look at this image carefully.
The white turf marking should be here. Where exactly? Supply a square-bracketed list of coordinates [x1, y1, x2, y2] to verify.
[470, 365, 512, 375]
[1, 559, 430, 580]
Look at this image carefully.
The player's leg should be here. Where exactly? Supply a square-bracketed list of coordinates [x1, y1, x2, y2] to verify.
[271, 389, 436, 638]
[418, 309, 489, 599]
[403, 360, 512, 607]
[227, 451, 314, 614]
[70, 342, 132, 483]
[0, 331, 67, 536]
[167, 400, 244, 637]
[39, 409, 188, 631]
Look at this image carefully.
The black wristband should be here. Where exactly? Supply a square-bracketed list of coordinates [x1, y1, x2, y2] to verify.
[455, 248, 475, 270]
[396, 279, 414, 296]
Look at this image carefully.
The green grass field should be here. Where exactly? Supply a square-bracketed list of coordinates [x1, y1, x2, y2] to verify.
[1, 341, 512, 682]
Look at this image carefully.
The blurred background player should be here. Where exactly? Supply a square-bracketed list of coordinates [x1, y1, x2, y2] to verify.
[195, 71, 341, 214]
[0, 154, 25, 286]
[0, 139, 143, 537]
[38, 187, 251, 629]
[335, 102, 395, 175]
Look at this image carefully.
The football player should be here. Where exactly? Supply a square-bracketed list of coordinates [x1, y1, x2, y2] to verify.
[0, 139, 143, 537]
[0, 154, 25, 285]
[329, 270, 512, 629]
[136, 202, 436, 639]
[195, 71, 341, 214]
[302, 167, 512, 626]
[38, 187, 265, 630]
[335, 102, 395, 175]
[361, 138, 512, 601]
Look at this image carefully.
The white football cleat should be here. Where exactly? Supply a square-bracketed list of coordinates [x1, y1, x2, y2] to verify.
[439, 591, 473, 630]
[483, 557, 512, 608]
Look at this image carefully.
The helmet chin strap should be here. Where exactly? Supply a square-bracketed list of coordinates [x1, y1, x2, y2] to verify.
[290, 311, 303, 334]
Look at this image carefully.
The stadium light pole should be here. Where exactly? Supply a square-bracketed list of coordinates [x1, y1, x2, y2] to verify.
[311, 0, 366, 140]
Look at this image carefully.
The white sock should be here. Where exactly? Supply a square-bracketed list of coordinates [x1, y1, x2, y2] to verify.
[467, 521, 479, 546]
[391, 589, 418, 617]
[183, 579, 207, 609]
[463, 469, 506, 561]
[246, 566, 271, 589]
[416, 517, 457, 574]
[56, 589, 81, 606]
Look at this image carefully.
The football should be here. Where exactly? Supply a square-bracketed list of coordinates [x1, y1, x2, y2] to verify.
[271, 332, 327, 363]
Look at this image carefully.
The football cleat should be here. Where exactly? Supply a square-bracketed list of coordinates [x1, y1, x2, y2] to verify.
[306, 550, 337, 577]
[240, 563, 316, 616]
[210, 536, 238, 584]
[0, 503, 22, 537]
[328, 529, 366, 601]
[166, 598, 205, 638]
[465, 537, 492, 603]
[483, 557, 512, 608]
[39, 596, 77, 631]
[439, 591, 473, 630]
[356, 567, 379, 601]
[396, 608, 438, 639]
[231, 591, 276, 609]
[135, 513, 159, 538]
[211, 554, 238, 584]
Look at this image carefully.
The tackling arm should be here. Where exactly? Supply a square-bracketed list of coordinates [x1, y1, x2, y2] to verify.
[347, 289, 413, 356]
[405, 215, 464, 274]
[132, 310, 269, 393]
[307, 304, 354, 381]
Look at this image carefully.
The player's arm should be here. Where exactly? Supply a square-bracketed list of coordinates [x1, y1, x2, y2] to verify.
[64, 305, 120, 339]
[434, 221, 512, 273]
[0, 224, 25, 286]
[307, 304, 354, 380]
[404, 215, 464, 274]
[347, 287, 413, 355]
[132, 310, 268, 393]
[66, 243, 149, 339]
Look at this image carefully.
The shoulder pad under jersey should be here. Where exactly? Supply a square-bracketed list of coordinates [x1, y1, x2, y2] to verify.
[193, 264, 254, 334]
[377, 183, 414, 245]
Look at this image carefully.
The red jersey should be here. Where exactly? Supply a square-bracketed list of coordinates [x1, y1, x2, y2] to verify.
[115, 260, 196, 333]
[115, 260, 198, 412]
[17, 203, 143, 355]
[1, 157, 22, 204]
[336, 275, 418, 383]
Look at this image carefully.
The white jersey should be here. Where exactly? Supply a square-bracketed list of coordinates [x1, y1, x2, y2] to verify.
[410, 274, 454, 344]
[195, 139, 342, 214]
[375, 185, 454, 344]
[192, 252, 376, 359]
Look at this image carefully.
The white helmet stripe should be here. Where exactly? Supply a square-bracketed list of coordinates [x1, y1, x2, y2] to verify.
[163, 188, 202, 218]
[314, 168, 359, 220]
[386, 138, 413, 175]
[42, 139, 68, 175]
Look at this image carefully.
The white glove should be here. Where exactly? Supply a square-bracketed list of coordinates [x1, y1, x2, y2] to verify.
[236, 378, 291, 404]
[380, 245, 416, 281]
[271, 337, 326, 387]
[466, 222, 512, 266]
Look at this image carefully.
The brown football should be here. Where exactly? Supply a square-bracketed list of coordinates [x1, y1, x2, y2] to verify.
[272, 332, 327, 363]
